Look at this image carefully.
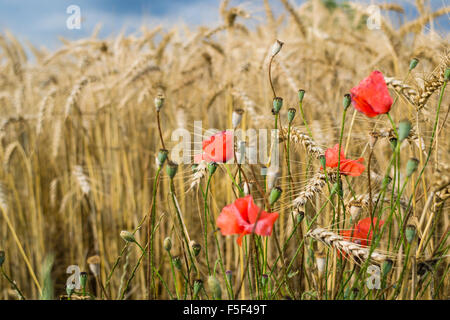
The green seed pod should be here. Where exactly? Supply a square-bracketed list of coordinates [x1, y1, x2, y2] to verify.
[269, 187, 282, 206]
[157, 149, 169, 167]
[207, 276, 222, 300]
[382, 259, 393, 276]
[444, 68, 450, 82]
[261, 274, 269, 287]
[193, 279, 203, 298]
[272, 97, 283, 114]
[382, 175, 392, 188]
[405, 225, 416, 244]
[173, 256, 182, 270]
[343, 93, 352, 110]
[120, 230, 136, 243]
[190, 241, 201, 257]
[79, 272, 88, 290]
[409, 58, 419, 71]
[0, 251, 4, 267]
[406, 158, 419, 177]
[166, 161, 178, 179]
[225, 270, 232, 284]
[389, 137, 397, 150]
[298, 89, 305, 103]
[287, 108, 296, 124]
[295, 210, 305, 224]
[398, 120, 411, 142]
[207, 162, 218, 176]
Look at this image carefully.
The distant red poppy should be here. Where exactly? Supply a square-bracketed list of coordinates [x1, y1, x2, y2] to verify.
[350, 71, 393, 117]
[323, 144, 365, 177]
[216, 195, 279, 246]
[194, 130, 234, 163]
[341, 217, 385, 247]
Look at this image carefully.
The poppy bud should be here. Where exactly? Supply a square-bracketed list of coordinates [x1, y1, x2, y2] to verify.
[444, 68, 450, 82]
[382, 175, 392, 188]
[190, 241, 201, 257]
[350, 287, 359, 299]
[269, 187, 282, 206]
[207, 162, 218, 175]
[79, 272, 88, 290]
[409, 58, 419, 71]
[261, 274, 269, 287]
[232, 109, 244, 128]
[166, 161, 178, 179]
[266, 166, 279, 190]
[405, 225, 416, 244]
[157, 149, 169, 168]
[154, 94, 164, 111]
[273, 97, 283, 114]
[173, 255, 182, 270]
[0, 250, 4, 267]
[226, 270, 232, 284]
[382, 259, 393, 276]
[207, 276, 222, 300]
[87, 255, 100, 277]
[316, 255, 326, 276]
[298, 89, 305, 103]
[343, 94, 351, 111]
[349, 205, 362, 224]
[66, 285, 74, 297]
[271, 39, 284, 56]
[389, 137, 397, 150]
[294, 210, 304, 224]
[243, 181, 251, 195]
[369, 132, 378, 149]
[163, 237, 172, 252]
[193, 279, 203, 298]
[319, 154, 326, 169]
[120, 230, 136, 243]
[406, 158, 419, 177]
[398, 119, 411, 142]
[287, 108, 296, 123]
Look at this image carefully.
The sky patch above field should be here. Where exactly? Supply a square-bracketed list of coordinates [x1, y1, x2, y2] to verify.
[0, 0, 448, 52]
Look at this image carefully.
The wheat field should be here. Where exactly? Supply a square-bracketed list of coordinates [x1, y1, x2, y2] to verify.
[0, 0, 449, 300]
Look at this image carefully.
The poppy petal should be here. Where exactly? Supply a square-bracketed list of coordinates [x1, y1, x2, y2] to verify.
[350, 71, 393, 117]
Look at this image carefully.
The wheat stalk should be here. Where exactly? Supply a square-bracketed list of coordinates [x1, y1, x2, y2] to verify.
[281, 127, 324, 159]
[307, 227, 388, 264]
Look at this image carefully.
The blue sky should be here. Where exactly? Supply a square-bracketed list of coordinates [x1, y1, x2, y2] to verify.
[0, 0, 448, 51]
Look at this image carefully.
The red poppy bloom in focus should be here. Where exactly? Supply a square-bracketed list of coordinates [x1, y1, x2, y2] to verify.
[341, 217, 385, 247]
[194, 130, 234, 163]
[323, 144, 365, 177]
[216, 195, 279, 246]
[350, 70, 393, 118]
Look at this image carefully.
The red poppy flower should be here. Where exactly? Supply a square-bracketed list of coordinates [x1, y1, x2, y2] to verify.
[341, 217, 385, 247]
[323, 144, 365, 177]
[194, 130, 234, 163]
[216, 195, 279, 246]
[350, 70, 393, 117]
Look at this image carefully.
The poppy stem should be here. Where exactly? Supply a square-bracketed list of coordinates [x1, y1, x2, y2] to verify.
[268, 55, 276, 98]
[147, 165, 161, 299]
[298, 95, 313, 139]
